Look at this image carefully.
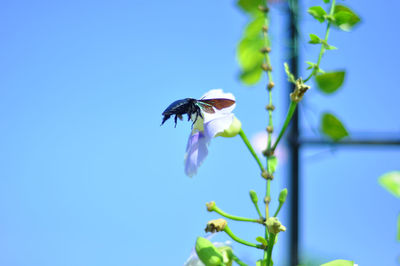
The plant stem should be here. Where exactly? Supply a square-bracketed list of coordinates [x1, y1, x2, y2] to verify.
[212, 205, 263, 224]
[272, 101, 297, 152]
[304, 0, 337, 83]
[273, 203, 283, 217]
[253, 201, 264, 220]
[239, 129, 265, 172]
[266, 233, 276, 266]
[223, 225, 262, 249]
[232, 254, 249, 266]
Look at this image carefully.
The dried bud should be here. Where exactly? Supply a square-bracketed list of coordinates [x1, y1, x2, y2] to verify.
[266, 104, 275, 111]
[278, 188, 288, 204]
[261, 64, 272, 72]
[249, 190, 258, 204]
[267, 81, 275, 90]
[262, 25, 269, 32]
[290, 78, 310, 103]
[258, 5, 269, 12]
[260, 47, 271, 54]
[266, 126, 273, 133]
[261, 170, 273, 180]
[206, 201, 216, 212]
[266, 217, 286, 234]
[205, 219, 227, 233]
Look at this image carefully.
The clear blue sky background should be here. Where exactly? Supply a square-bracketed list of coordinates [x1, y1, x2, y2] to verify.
[0, 0, 399, 265]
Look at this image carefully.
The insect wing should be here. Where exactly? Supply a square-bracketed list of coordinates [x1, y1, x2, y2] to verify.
[198, 98, 235, 113]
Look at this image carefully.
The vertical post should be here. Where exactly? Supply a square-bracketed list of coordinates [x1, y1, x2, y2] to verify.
[287, 0, 300, 265]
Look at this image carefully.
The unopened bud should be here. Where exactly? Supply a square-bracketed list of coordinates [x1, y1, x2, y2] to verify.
[249, 190, 258, 204]
[267, 126, 273, 133]
[267, 81, 275, 90]
[266, 104, 275, 111]
[195, 237, 224, 266]
[261, 64, 272, 72]
[205, 219, 227, 233]
[258, 5, 269, 12]
[278, 188, 288, 204]
[217, 116, 242, 138]
[262, 25, 269, 32]
[266, 217, 286, 234]
[206, 201, 216, 212]
[261, 170, 273, 180]
[260, 47, 271, 54]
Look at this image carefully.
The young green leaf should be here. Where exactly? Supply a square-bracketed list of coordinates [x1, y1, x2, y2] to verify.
[378, 171, 400, 198]
[315, 71, 345, 94]
[307, 6, 327, 23]
[244, 15, 264, 39]
[333, 5, 361, 31]
[195, 237, 224, 266]
[239, 67, 263, 85]
[284, 62, 296, 83]
[323, 0, 330, 3]
[320, 113, 349, 141]
[267, 156, 278, 174]
[309, 33, 321, 44]
[237, 0, 263, 16]
[321, 260, 354, 266]
[255, 236, 268, 246]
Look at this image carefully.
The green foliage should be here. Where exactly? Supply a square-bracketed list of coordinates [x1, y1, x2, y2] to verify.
[255, 236, 268, 246]
[315, 71, 345, 94]
[307, 6, 327, 23]
[323, 0, 330, 3]
[320, 113, 349, 141]
[237, 0, 263, 16]
[267, 156, 278, 174]
[195, 237, 224, 266]
[333, 5, 361, 31]
[238, 14, 265, 85]
[378, 171, 400, 198]
[284, 63, 296, 83]
[321, 259, 354, 266]
[309, 33, 322, 44]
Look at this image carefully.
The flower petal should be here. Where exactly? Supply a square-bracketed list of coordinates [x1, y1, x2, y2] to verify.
[184, 131, 210, 177]
[204, 114, 234, 139]
[200, 89, 236, 119]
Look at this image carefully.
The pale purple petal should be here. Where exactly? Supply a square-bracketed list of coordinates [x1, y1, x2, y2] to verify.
[184, 131, 210, 177]
[204, 114, 234, 138]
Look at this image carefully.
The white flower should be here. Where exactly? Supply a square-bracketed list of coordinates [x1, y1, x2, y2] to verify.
[184, 89, 240, 177]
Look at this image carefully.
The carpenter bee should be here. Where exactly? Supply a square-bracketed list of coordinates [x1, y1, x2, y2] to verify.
[161, 97, 235, 127]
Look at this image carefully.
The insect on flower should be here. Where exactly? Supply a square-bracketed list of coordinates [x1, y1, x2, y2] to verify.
[161, 97, 235, 127]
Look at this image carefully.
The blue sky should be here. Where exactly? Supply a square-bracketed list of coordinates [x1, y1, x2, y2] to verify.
[0, 0, 399, 265]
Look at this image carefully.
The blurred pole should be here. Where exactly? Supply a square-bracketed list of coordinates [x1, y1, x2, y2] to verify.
[287, 0, 299, 265]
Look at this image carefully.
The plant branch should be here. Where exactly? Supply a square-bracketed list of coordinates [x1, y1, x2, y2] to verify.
[272, 101, 297, 152]
[223, 225, 263, 249]
[211, 204, 263, 224]
[239, 129, 265, 172]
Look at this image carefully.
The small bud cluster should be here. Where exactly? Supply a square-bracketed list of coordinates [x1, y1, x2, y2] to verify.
[266, 217, 286, 234]
[261, 170, 274, 180]
[290, 78, 310, 103]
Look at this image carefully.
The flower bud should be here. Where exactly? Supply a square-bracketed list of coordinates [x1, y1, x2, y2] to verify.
[205, 219, 227, 233]
[217, 116, 242, 138]
[195, 237, 224, 266]
[278, 188, 288, 204]
[249, 190, 258, 204]
[266, 217, 286, 234]
[206, 201, 216, 212]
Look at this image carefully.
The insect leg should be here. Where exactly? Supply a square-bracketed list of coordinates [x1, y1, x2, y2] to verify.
[174, 115, 178, 128]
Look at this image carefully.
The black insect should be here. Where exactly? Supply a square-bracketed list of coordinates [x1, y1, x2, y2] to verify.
[161, 97, 235, 127]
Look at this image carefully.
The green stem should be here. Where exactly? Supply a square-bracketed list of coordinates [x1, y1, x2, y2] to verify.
[273, 203, 283, 217]
[266, 234, 276, 266]
[272, 101, 297, 152]
[223, 225, 262, 249]
[239, 129, 265, 172]
[212, 205, 263, 224]
[253, 201, 264, 220]
[232, 254, 249, 266]
[304, 0, 336, 83]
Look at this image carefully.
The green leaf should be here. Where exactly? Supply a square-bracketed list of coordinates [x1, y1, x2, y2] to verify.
[309, 33, 322, 44]
[195, 237, 224, 266]
[284, 62, 296, 83]
[239, 67, 263, 85]
[255, 236, 268, 246]
[267, 156, 278, 174]
[307, 6, 327, 23]
[321, 259, 354, 266]
[306, 61, 316, 70]
[315, 71, 345, 94]
[333, 5, 361, 31]
[398, 213, 400, 241]
[244, 15, 264, 38]
[378, 171, 400, 198]
[320, 113, 349, 141]
[237, 0, 263, 16]
[323, 0, 330, 3]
